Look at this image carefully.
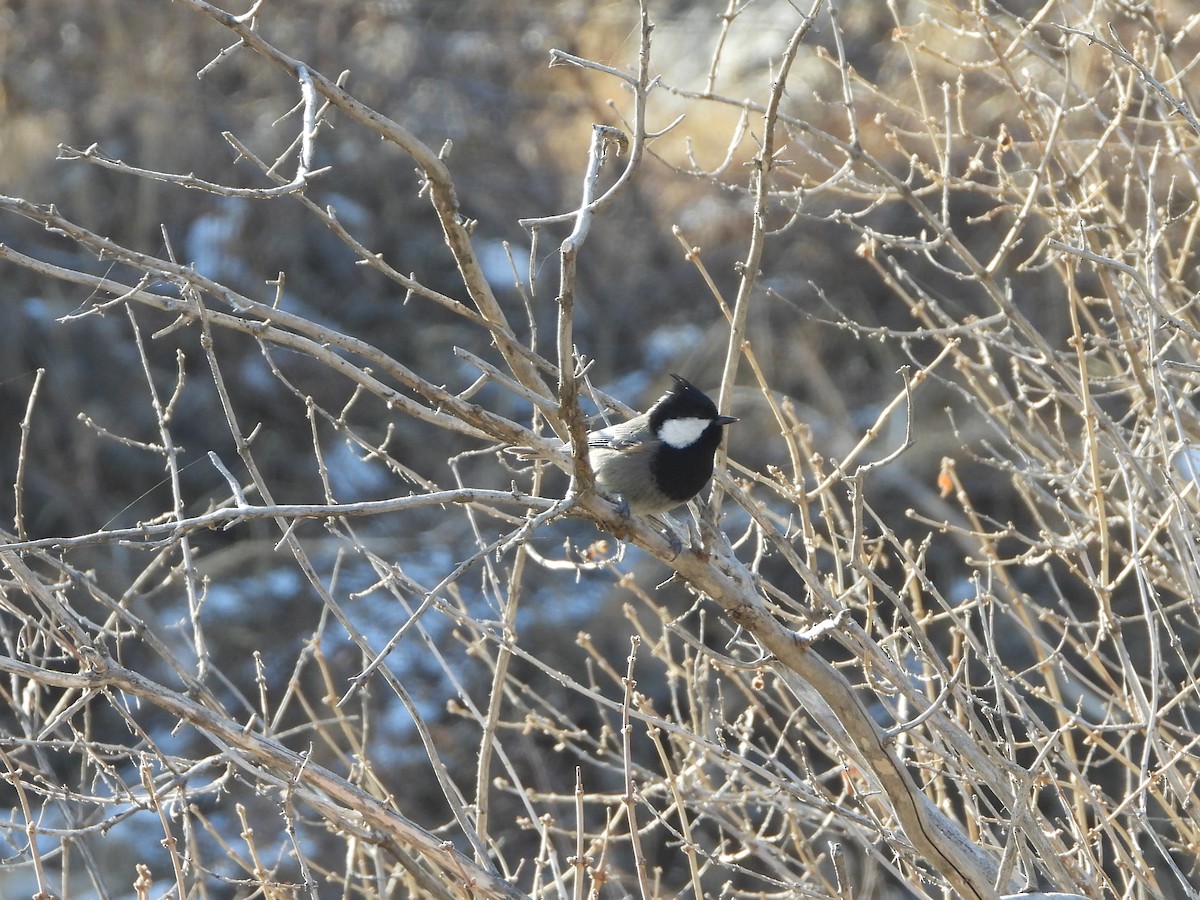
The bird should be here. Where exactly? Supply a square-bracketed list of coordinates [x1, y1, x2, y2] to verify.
[583, 374, 736, 515]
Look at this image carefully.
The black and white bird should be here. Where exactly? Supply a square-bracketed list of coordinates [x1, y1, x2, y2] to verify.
[583, 374, 736, 515]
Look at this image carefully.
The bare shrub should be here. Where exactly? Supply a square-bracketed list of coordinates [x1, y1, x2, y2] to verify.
[1, 1, 1199, 898]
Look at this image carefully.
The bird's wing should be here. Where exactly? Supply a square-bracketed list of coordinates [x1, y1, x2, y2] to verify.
[587, 421, 653, 453]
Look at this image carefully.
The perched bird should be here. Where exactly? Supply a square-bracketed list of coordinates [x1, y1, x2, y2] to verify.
[583, 374, 736, 515]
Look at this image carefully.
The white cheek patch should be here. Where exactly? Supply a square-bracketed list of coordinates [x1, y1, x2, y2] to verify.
[658, 417, 711, 449]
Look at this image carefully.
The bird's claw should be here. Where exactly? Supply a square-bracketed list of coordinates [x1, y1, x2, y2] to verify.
[646, 514, 685, 558]
[663, 526, 684, 559]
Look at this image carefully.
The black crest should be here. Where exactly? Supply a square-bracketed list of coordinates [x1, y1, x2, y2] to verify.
[648, 374, 720, 433]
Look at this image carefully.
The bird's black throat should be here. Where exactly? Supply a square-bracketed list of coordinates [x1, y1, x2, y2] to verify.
[649, 426, 724, 503]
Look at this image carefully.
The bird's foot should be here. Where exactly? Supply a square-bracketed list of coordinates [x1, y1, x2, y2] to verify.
[596, 490, 631, 519]
[662, 525, 684, 559]
[646, 514, 685, 559]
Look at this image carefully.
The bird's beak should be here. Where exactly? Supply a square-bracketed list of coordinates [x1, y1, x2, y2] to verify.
[716, 415, 738, 426]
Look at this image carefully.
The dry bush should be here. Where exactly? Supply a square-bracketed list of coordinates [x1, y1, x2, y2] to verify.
[1, 1, 1199, 898]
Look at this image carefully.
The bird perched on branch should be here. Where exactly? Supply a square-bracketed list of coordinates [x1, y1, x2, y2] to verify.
[583, 374, 736, 515]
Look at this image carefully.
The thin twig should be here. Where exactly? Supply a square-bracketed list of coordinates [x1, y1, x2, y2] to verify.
[13, 368, 44, 541]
